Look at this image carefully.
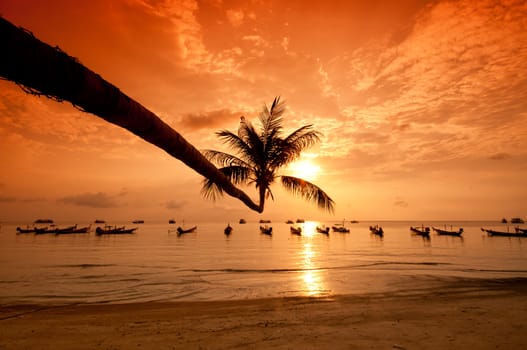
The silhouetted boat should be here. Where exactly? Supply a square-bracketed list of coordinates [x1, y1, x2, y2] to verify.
[332, 219, 350, 233]
[55, 225, 91, 234]
[34, 226, 56, 234]
[224, 224, 233, 235]
[239, 218, 246, 224]
[169, 219, 176, 224]
[481, 228, 527, 237]
[511, 217, 525, 224]
[332, 224, 350, 233]
[132, 220, 144, 224]
[72, 225, 91, 233]
[516, 227, 527, 234]
[286, 220, 294, 224]
[432, 226, 463, 236]
[296, 219, 305, 223]
[259, 219, 271, 223]
[410, 226, 430, 236]
[54, 225, 77, 234]
[16, 226, 36, 234]
[94, 219, 105, 224]
[96, 226, 137, 235]
[260, 225, 272, 235]
[34, 219, 53, 224]
[177, 226, 197, 235]
[370, 225, 384, 236]
[290, 226, 302, 235]
[316, 226, 330, 234]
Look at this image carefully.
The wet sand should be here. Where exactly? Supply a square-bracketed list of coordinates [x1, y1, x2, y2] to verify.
[1, 278, 526, 349]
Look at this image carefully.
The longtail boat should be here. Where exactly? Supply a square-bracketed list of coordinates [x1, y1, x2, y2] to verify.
[55, 225, 91, 234]
[290, 226, 302, 235]
[316, 226, 330, 234]
[96, 226, 137, 235]
[432, 227, 463, 236]
[481, 228, 527, 237]
[16, 226, 36, 234]
[410, 226, 430, 236]
[260, 225, 272, 235]
[177, 226, 197, 235]
[370, 225, 384, 236]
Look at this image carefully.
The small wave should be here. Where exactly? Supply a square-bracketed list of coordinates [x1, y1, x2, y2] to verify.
[48, 264, 116, 269]
[21, 294, 87, 301]
[460, 268, 527, 274]
[0, 280, 18, 284]
[77, 277, 144, 283]
[191, 268, 323, 274]
[190, 262, 451, 274]
[359, 261, 452, 267]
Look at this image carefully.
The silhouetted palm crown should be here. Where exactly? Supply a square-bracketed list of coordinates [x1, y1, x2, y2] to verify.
[201, 97, 334, 212]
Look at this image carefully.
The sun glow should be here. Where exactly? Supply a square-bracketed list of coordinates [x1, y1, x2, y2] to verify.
[288, 159, 321, 181]
[301, 221, 317, 237]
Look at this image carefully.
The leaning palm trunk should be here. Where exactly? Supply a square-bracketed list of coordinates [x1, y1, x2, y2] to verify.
[0, 17, 262, 212]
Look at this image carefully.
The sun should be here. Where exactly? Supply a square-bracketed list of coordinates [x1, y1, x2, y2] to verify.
[288, 159, 321, 181]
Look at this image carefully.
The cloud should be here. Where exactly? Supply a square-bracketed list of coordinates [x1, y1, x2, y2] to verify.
[20, 197, 47, 203]
[319, 0, 527, 177]
[242, 35, 267, 47]
[0, 82, 140, 157]
[178, 109, 244, 130]
[394, 199, 409, 208]
[134, 0, 212, 70]
[489, 153, 511, 161]
[0, 195, 16, 203]
[58, 192, 123, 208]
[165, 199, 186, 209]
[226, 9, 245, 27]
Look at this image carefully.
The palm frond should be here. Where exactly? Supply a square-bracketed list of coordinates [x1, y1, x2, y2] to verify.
[270, 126, 321, 168]
[280, 175, 335, 213]
[201, 165, 252, 201]
[237, 116, 254, 144]
[259, 97, 285, 142]
[216, 129, 247, 151]
[200, 178, 224, 201]
[284, 125, 321, 151]
[266, 187, 275, 201]
[215, 129, 258, 165]
[242, 123, 266, 165]
[202, 150, 249, 168]
[220, 165, 252, 185]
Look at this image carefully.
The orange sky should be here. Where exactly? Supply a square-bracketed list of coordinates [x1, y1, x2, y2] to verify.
[1, 0, 526, 222]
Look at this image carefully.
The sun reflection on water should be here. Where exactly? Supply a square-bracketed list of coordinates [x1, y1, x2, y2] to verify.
[300, 221, 316, 237]
[301, 240, 327, 297]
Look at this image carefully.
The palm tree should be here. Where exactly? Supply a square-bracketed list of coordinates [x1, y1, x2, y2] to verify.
[201, 97, 334, 213]
[0, 16, 262, 212]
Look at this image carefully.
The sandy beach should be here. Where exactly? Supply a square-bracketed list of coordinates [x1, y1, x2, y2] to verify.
[1, 277, 526, 349]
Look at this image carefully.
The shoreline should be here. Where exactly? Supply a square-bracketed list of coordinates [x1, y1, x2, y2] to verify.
[1, 277, 526, 349]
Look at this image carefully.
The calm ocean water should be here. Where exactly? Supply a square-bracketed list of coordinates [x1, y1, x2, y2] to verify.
[0, 220, 526, 305]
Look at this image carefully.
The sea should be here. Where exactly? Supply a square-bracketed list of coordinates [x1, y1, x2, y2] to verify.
[0, 220, 525, 305]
